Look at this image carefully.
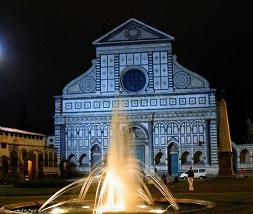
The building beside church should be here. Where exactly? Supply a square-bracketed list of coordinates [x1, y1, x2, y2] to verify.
[0, 126, 58, 182]
[54, 18, 252, 176]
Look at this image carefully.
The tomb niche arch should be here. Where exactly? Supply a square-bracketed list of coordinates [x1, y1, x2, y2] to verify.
[240, 149, 250, 164]
[68, 154, 78, 176]
[181, 151, 191, 165]
[194, 151, 204, 164]
[90, 143, 102, 168]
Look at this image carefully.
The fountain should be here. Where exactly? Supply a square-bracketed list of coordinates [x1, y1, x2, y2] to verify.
[0, 109, 215, 214]
[38, 111, 179, 214]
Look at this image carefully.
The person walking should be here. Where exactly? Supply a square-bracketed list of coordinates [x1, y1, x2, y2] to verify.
[187, 167, 194, 191]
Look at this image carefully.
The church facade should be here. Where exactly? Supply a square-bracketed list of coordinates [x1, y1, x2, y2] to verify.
[54, 18, 219, 176]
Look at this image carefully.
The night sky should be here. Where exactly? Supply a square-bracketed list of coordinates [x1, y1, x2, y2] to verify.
[0, 0, 253, 143]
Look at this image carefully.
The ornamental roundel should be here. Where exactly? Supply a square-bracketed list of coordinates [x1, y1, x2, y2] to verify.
[174, 72, 191, 89]
[125, 25, 141, 40]
[80, 76, 96, 93]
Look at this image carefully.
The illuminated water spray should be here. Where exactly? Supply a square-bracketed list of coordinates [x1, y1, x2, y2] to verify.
[39, 109, 179, 213]
[93, 112, 147, 213]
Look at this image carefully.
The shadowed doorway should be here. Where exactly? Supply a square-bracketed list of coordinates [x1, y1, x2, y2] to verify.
[167, 143, 178, 176]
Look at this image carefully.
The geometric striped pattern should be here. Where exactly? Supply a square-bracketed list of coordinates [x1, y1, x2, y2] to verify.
[209, 119, 219, 165]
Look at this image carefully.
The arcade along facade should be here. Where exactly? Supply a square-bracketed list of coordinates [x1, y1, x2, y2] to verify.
[54, 18, 219, 176]
[0, 126, 58, 181]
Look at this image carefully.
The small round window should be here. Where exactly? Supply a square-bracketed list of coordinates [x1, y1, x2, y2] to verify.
[122, 69, 146, 92]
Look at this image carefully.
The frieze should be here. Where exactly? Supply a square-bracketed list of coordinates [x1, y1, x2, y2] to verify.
[64, 111, 215, 124]
[75, 102, 82, 109]
[103, 101, 110, 108]
[96, 43, 171, 54]
[62, 94, 211, 113]
[160, 99, 167, 106]
[141, 99, 148, 106]
[150, 99, 157, 106]
[66, 116, 111, 123]
[153, 110, 216, 120]
[179, 98, 186, 105]
[94, 101, 100, 108]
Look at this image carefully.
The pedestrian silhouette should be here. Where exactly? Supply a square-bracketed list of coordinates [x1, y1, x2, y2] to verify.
[187, 167, 194, 191]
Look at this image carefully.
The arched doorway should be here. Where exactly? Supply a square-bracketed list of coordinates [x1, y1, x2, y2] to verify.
[91, 144, 102, 167]
[27, 160, 33, 179]
[123, 125, 148, 166]
[27, 151, 36, 179]
[167, 143, 178, 176]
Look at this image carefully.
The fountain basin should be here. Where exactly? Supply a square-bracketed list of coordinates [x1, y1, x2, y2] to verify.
[0, 198, 215, 214]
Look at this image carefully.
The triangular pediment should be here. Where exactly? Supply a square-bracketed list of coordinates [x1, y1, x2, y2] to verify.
[93, 18, 174, 46]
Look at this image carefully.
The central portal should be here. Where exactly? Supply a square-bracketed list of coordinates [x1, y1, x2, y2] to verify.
[124, 125, 149, 166]
[167, 143, 179, 176]
[135, 145, 145, 164]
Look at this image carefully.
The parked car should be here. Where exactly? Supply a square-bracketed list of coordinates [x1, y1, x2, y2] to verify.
[180, 168, 207, 179]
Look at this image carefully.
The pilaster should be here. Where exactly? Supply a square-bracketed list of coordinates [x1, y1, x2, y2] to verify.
[209, 119, 219, 165]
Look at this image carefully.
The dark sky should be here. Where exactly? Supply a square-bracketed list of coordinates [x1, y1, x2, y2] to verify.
[0, 0, 253, 142]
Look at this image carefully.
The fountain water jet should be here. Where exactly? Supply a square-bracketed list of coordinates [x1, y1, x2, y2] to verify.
[38, 109, 179, 213]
